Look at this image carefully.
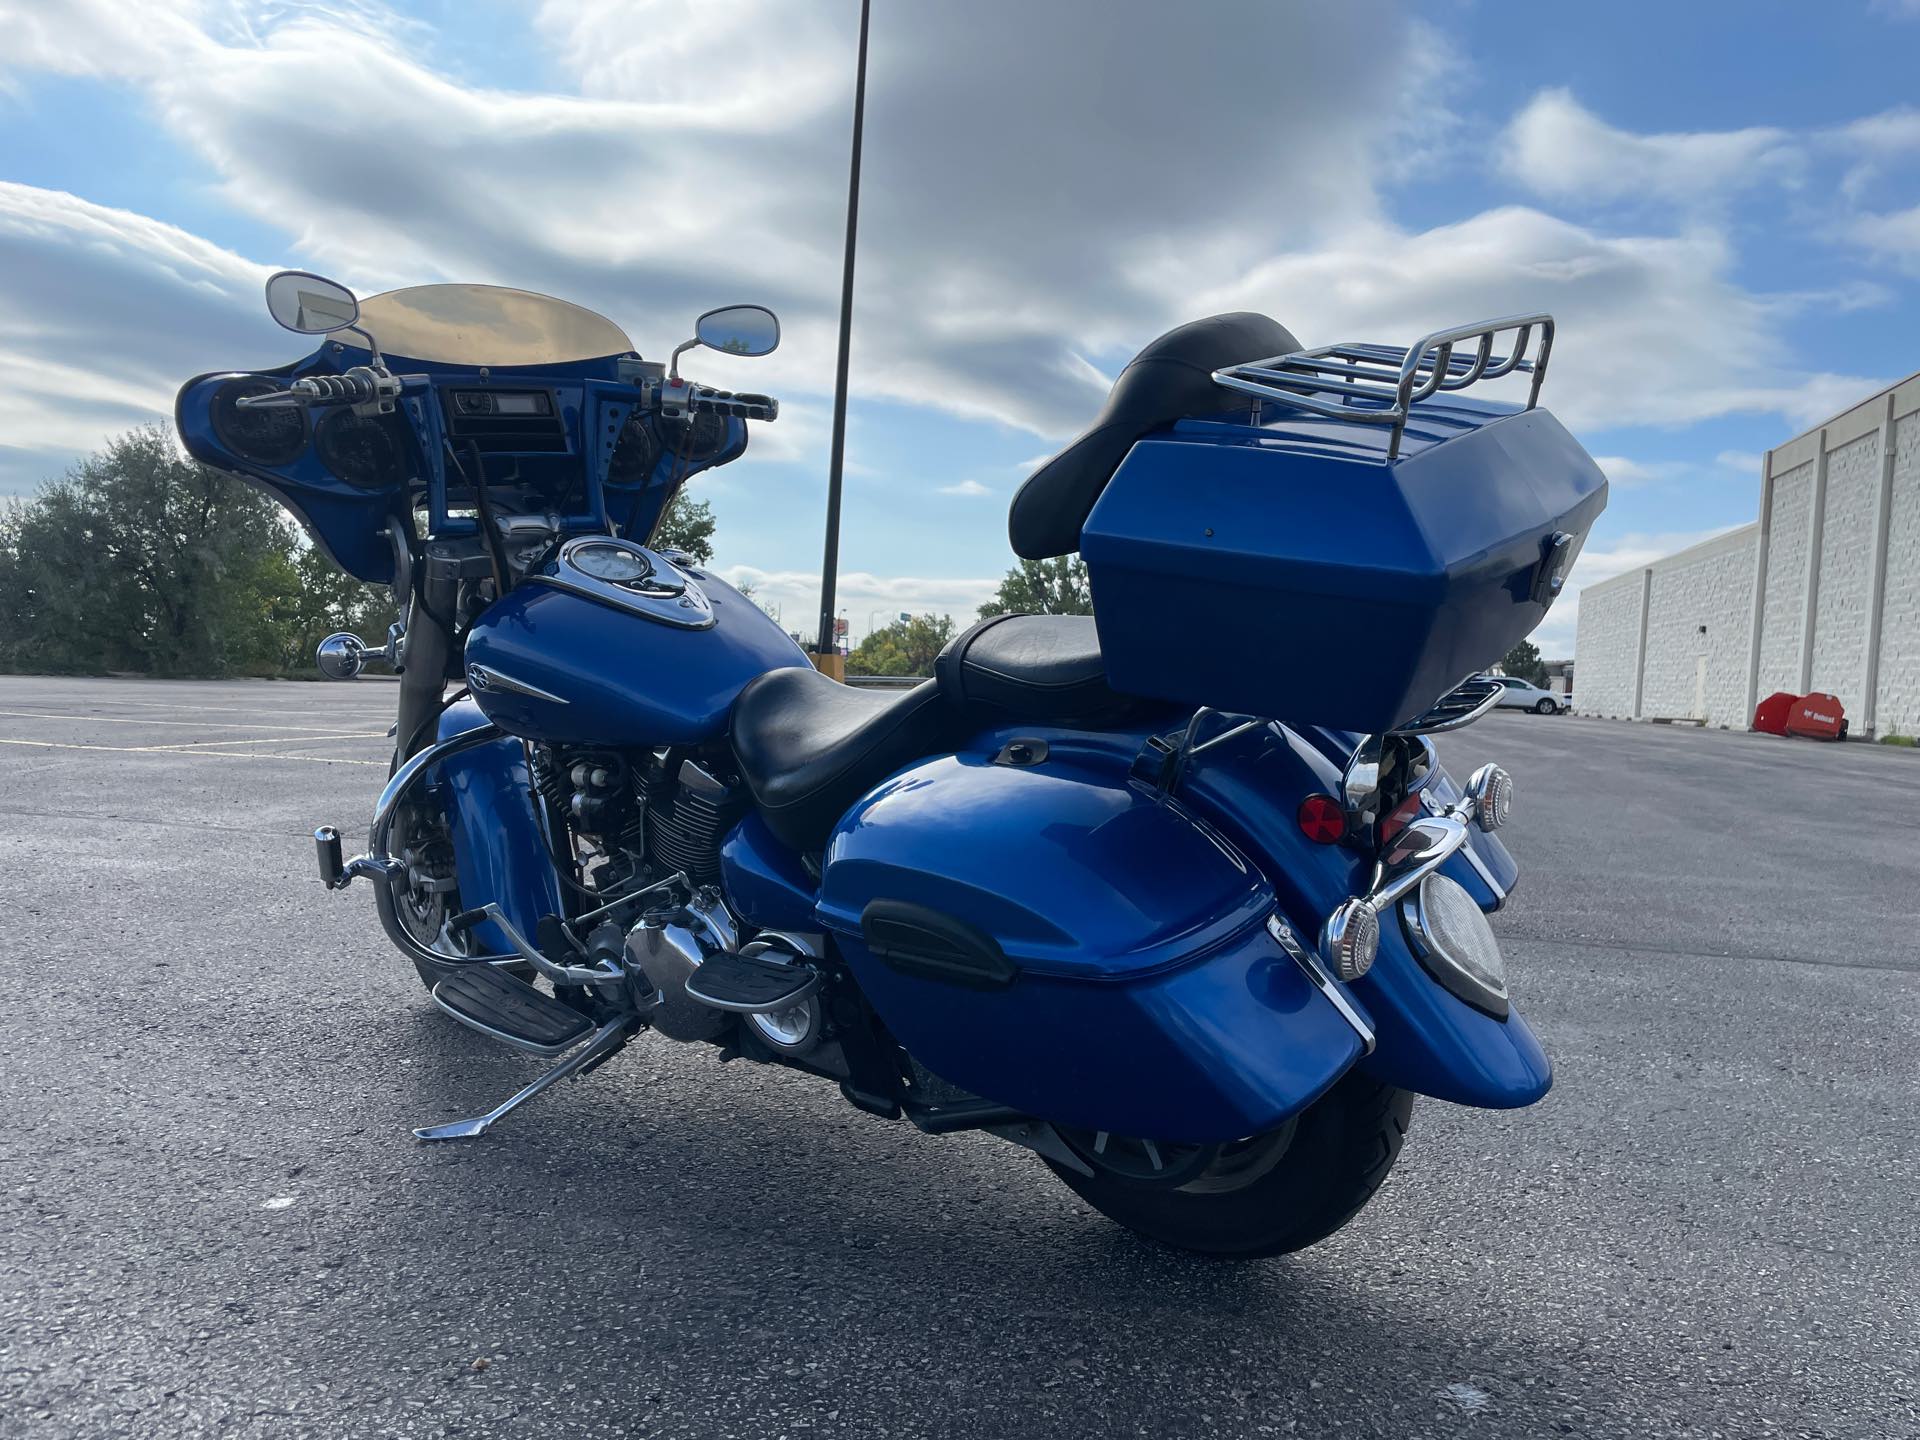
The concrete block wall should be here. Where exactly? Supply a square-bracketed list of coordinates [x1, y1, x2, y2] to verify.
[1573, 369, 1920, 736]
[1572, 569, 1646, 719]
[1754, 457, 1814, 700]
[1639, 529, 1758, 725]
[1875, 411, 1920, 738]
[1809, 431, 1881, 718]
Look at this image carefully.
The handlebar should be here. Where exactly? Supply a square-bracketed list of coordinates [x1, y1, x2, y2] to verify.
[235, 365, 399, 410]
[650, 377, 778, 422]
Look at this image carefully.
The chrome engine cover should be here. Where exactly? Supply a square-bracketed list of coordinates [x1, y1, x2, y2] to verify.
[625, 898, 733, 1042]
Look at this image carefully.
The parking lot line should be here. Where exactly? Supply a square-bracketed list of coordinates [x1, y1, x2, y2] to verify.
[0, 737, 385, 766]
[145, 732, 388, 750]
[0, 708, 386, 736]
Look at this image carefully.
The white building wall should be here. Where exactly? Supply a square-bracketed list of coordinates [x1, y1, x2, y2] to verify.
[1875, 411, 1920, 738]
[1755, 458, 1814, 699]
[1639, 529, 1758, 725]
[1810, 430, 1879, 715]
[1574, 370, 1920, 737]
[1572, 572, 1645, 719]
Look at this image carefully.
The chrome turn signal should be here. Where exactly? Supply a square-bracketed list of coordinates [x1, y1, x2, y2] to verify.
[1464, 763, 1512, 832]
[1321, 898, 1380, 982]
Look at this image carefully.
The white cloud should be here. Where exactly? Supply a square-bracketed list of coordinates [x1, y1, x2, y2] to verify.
[1181, 206, 1885, 435]
[1846, 203, 1920, 274]
[0, 182, 290, 489]
[1592, 456, 1686, 488]
[937, 479, 991, 498]
[1499, 88, 1801, 207]
[1591, 450, 1769, 491]
[0, 0, 1456, 453]
[719, 564, 996, 637]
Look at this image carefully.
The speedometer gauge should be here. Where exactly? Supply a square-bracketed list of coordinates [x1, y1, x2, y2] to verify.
[569, 541, 655, 584]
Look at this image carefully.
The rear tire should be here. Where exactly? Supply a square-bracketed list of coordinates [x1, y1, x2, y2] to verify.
[1045, 1072, 1413, 1258]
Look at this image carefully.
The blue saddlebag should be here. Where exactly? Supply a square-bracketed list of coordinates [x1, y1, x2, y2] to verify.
[815, 750, 1369, 1144]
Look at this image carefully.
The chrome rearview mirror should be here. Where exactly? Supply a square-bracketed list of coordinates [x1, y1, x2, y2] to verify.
[696, 305, 779, 357]
[671, 304, 780, 378]
[265, 270, 360, 335]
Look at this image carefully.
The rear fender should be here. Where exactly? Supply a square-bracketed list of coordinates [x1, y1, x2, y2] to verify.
[431, 699, 563, 953]
[1178, 724, 1550, 1109]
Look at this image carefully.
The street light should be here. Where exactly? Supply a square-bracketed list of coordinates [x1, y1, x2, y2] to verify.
[815, 0, 872, 660]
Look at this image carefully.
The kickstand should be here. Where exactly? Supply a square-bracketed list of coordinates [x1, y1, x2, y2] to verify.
[414, 1018, 635, 1142]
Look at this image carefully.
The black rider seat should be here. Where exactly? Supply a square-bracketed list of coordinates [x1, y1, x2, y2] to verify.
[730, 668, 952, 854]
[730, 616, 1132, 854]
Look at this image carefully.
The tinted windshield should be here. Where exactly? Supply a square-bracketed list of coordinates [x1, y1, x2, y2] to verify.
[349, 284, 634, 366]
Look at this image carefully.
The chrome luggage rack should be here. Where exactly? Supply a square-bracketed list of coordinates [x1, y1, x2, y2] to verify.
[1212, 313, 1554, 459]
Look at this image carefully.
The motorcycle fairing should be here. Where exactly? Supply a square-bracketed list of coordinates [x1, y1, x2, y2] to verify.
[174, 346, 746, 584]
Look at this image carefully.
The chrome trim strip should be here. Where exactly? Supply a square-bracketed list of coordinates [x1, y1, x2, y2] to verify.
[467, 663, 569, 705]
[1393, 677, 1503, 735]
[528, 538, 717, 631]
[1456, 838, 1509, 911]
[370, 722, 505, 855]
[1266, 914, 1376, 1054]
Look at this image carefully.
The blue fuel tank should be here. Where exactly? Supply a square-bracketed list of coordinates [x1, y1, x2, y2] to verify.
[462, 540, 809, 746]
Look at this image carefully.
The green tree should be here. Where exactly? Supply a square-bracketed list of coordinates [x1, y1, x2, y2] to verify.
[281, 540, 395, 672]
[847, 612, 957, 677]
[1500, 639, 1549, 687]
[978, 555, 1093, 618]
[651, 491, 717, 565]
[0, 425, 389, 678]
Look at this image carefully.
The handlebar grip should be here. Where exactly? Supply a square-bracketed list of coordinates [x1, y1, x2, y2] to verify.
[296, 373, 379, 404]
[687, 389, 778, 421]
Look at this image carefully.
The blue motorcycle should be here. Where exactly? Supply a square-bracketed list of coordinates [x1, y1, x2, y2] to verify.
[177, 271, 1603, 1257]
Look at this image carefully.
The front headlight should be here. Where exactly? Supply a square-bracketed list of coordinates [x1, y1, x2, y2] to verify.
[1401, 872, 1509, 1017]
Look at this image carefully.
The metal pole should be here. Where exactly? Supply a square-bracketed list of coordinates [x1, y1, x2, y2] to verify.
[816, 0, 871, 658]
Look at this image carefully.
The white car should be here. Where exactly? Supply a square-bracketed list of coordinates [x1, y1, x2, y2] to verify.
[1489, 676, 1566, 714]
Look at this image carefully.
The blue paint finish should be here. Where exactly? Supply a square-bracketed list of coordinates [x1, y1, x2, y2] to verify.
[1081, 400, 1607, 733]
[432, 699, 563, 953]
[835, 926, 1365, 1144]
[1170, 722, 1550, 1109]
[1355, 928, 1551, 1107]
[815, 743, 1365, 1142]
[174, 343, 750, 583]
[818, 717, 1547, 1117]
[719, 811, 820, 933]
[463, 573, 808, 745]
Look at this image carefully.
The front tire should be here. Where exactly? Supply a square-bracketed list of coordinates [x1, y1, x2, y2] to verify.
[1534, 697, 1556, 714]
[1045, 1072, 1413, 1258]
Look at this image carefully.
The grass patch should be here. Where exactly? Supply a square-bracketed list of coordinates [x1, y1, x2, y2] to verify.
[1880, 734, 1917, 747]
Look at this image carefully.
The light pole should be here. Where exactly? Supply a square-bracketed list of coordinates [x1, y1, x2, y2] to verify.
[814, 0, 872, 664]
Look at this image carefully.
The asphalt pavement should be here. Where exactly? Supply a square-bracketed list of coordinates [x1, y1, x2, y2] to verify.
[1, 677, 1915, 1439]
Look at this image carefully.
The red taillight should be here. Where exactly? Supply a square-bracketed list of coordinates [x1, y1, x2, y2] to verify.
[1296, 793, 1347, 844]
[1378, 792, 1425, 844]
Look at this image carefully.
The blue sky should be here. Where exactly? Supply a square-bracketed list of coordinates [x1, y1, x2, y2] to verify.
[2, 1, 1917, 656]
